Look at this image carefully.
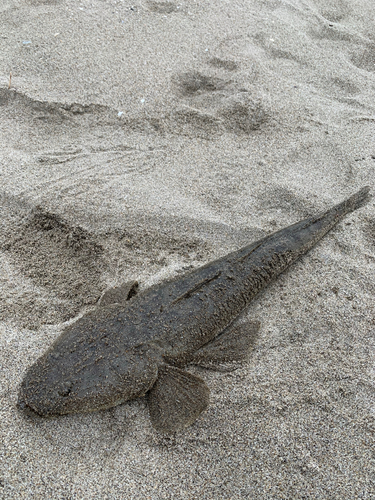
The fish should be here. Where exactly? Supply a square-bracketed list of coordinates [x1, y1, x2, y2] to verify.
[18, 187, 370, 433]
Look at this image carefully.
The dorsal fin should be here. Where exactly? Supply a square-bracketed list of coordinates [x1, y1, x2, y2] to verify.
[98, 281, 138, 307]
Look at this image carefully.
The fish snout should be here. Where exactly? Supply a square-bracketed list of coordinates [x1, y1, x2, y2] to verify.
[18, 366, 73, 417]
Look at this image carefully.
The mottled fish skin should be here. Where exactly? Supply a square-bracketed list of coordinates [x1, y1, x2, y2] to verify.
[19, 187, 370, 432]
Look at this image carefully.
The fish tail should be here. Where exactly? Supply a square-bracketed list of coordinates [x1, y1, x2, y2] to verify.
[312, 186, 370, 228]
[337, 186, 371, 215]
[289, 186, 371, 250]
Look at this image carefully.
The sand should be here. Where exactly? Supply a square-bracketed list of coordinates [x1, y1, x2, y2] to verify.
[1, 0, 375, 497]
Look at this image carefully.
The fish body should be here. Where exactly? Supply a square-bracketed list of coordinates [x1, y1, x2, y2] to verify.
[19, 187, 370, 432]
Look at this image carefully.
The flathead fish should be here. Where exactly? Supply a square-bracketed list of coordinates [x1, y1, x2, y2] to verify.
[19, 187, 370, 432]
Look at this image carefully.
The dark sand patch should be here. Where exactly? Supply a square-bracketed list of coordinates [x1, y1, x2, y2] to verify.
[173, 71, 227, 96]
[1, 205, 107, 327]
[146, 1, 179, 14]
[207, 57, 239, 72]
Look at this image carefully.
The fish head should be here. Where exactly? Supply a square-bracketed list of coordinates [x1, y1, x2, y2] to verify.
[18, 335, 160, 417]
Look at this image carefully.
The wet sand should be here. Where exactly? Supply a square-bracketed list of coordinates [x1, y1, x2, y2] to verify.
[1, 0, 375, 498]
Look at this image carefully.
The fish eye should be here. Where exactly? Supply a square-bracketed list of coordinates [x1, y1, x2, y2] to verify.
[58, 381, 72, 397]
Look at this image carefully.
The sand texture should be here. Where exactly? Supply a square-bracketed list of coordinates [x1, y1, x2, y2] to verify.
[1, 0, 375, 497]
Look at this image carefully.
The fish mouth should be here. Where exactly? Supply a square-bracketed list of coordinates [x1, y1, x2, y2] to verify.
[17, 385, 52, 418]
[17, 370, 73, 417]
[17, 396, 52, 419]
[17, 372, 130, 417]
[17, 388, 63, 417]
[18, 385, 126, 417]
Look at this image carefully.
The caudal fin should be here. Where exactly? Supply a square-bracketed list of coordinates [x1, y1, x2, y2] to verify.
[344, 186, 371, 213]
[288, 186, 371, 250]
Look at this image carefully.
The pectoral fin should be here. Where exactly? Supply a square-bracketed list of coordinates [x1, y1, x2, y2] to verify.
[148, 365, 209, 433]
[189, 320, 260, 371]
[98, 280, 138, 307]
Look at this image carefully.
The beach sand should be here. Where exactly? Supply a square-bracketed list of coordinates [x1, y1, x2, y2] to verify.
[1, 0, 375, 497]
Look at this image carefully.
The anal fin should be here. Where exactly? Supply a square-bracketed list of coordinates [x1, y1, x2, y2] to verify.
[148, 365, 209, 433]
[189, 320, 260, 371]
